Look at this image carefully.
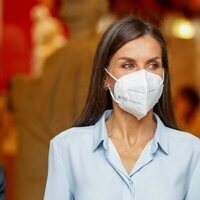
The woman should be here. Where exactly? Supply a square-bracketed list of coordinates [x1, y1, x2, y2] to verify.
[44, 16, 200, 200]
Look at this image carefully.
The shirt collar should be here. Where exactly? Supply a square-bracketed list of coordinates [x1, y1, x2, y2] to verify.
[151, 113, 169, 155]
[92, 110, 169, 155]
[93, 110, 112, 152]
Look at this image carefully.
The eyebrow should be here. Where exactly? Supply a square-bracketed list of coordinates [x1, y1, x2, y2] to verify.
[117, 56, 162, 63]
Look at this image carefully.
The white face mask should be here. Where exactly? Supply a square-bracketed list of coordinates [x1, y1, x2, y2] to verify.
[105, 69, 164, 120]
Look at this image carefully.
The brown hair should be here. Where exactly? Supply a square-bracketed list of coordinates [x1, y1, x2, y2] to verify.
[74, 15, 178, 129]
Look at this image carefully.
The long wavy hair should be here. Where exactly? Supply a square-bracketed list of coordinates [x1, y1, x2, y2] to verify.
[74, 15, 178, 129]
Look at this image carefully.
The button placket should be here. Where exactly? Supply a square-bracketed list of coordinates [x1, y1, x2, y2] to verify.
[122, 182, 134, 200]
[125, 176, 134, 197]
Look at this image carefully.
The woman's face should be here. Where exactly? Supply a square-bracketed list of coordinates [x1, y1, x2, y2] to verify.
[106, 35, 164, 87]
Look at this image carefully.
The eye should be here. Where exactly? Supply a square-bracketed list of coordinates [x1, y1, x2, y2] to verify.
[147, 62, 160, 70]
[122, 63, 135, 70]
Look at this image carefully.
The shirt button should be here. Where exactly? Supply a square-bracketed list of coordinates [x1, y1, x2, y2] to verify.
[129, 180, 134, 187]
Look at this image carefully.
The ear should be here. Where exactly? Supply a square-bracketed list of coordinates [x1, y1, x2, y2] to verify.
[103, 75, 110, 90]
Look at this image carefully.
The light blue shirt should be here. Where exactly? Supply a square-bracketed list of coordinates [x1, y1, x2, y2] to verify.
[44, 110, 200, 200]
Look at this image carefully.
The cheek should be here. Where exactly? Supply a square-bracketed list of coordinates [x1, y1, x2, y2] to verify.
[108, 77, 116, 88]
[155, 68, 164, 79]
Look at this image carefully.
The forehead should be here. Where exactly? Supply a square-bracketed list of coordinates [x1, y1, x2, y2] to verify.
[112, 35, 162, 60]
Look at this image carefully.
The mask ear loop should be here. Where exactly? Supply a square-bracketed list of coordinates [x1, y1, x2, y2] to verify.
[104, 68, 121, 104]
[104, 68, 119, 82]
[160, 69, 165, 86]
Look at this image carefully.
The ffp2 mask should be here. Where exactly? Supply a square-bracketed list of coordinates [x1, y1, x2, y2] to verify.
[105, 68, 164, 120]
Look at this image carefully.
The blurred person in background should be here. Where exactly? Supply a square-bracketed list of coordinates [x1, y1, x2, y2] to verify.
[174, 86, 200, 137]
[0, 94, 17, 200]
[0, 165, 5, 200]
[11, 1, 110, 200]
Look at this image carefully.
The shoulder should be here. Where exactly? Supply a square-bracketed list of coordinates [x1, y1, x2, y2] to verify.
[50, 125, 95, 150]
[156, 114, 200, 152]
[165, 126, 200, 154]
[166, 126, 200, 145]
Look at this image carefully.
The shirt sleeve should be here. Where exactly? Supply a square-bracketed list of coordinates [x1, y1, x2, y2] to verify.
[44, 140, 73, 200]
[185, 159, 200, 200]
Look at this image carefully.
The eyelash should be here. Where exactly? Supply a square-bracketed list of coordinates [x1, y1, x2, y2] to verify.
[121, 62, 160, 70]
[147, 62, 160, 69]
[122, 63, 135, 69]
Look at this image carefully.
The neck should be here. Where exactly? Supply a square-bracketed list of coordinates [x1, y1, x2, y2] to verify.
[106, 107, 156, 147]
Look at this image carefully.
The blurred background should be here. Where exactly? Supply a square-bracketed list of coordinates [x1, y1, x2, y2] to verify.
[0, 0, 200, 199]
